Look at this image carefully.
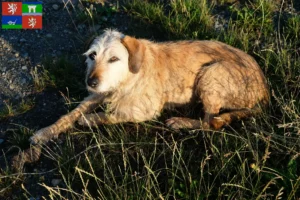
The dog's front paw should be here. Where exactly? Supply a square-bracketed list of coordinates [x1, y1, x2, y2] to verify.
[29, 127, 56, 145]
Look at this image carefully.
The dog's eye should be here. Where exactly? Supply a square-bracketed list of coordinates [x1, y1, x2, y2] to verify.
[89, 52, 97, 60]
[108, 56, 119, 63]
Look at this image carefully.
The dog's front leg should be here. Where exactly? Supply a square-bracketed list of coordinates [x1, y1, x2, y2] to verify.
[78, 112, 123, 127]
[30, 95, 103, 145]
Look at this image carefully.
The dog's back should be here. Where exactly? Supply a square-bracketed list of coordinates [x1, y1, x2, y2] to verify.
[135, 39, 269, 109]
[121, 38, 269, 129]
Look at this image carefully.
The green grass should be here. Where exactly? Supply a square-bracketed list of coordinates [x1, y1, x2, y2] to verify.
[30, 56, 86, 100]
[1, 0, 300, 199]
[42, 56, 86, 95]
[0, 99, 34, 120]
[124, 0, 214, 40]
[76, 0, 118, 31]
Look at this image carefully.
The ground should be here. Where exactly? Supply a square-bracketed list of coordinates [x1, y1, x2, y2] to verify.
[0, 0, 299, 199]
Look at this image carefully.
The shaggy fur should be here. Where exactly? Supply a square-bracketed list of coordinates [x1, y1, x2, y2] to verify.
[29, 29, 269, 145]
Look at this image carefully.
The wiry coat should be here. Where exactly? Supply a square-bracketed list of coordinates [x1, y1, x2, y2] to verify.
[29, 30, 269, 146]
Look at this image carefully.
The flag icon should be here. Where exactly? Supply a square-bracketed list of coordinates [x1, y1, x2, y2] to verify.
[22, 2, 43, 15]
[22, 2, 42, 29]
[2, 2, 42, 30]
[22, 16, 42, 29]
[2, 2, 22, 15]
[2, 16, 22, 29]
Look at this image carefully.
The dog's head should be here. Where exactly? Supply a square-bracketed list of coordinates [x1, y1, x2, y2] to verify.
[83, 29, 145, 93]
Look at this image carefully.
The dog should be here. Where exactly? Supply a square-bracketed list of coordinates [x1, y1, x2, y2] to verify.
[29, 29, 269, 145]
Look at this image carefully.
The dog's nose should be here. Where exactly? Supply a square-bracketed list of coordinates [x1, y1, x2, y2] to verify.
[87, 78, 99, 88]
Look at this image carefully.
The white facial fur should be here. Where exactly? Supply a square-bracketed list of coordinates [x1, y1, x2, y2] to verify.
[83, 30, 130, 93]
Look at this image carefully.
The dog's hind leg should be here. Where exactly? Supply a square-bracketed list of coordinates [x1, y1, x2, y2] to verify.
[29, 94, 103, 145]
[165, 92, 222, 130]
[209, 106, 262, 130]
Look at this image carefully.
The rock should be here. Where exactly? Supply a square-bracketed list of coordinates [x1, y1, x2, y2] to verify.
[101, 16, 108, 22]
[89, 25, 101, 32]
[8, 58, 17, 63]
[56, 51, 62, 56]
[52, 4, 59, 10]
[77, 3, 85, 11]
[46, 33, 52, 38]
[22, 66, 28, 70]
[29, 197, 40, 200]
[21, 78, 27, 84]
[9, 85, 15, 90]
[61, 0, 78, 5]
[78, 24, 86, 29]
[51, 179, 62, 186]
[0, 139, 4, 144]
[20, 38, 26, 42]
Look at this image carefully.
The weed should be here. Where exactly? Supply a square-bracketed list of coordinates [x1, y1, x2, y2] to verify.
[41, 56, 86, 98]
[31, 66, 55, 92]
[125, 0, 214, 40]
[7, 126, 33, 149]
[0, 167, 24, 199]
[0, 99, 34, 120]
[285, 15, 300, 41]
[0, 101, 14, 119]
[76, 1, 118, 28]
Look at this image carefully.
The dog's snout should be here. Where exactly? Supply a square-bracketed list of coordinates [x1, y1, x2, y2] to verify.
[87, 77, 99, 88]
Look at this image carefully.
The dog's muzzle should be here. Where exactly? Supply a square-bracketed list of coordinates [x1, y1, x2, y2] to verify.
[87, 77, 99, 88]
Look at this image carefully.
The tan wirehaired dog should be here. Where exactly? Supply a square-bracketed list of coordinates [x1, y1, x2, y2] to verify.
[29, 29, 269, 145]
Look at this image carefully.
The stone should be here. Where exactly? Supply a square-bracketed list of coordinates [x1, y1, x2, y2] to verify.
[9, 84, 15, 90]
[22, 66, 28, 70]
[101, 16, 108, 22]
[52, 4, 59, 10]
[51, 179, 62, 186]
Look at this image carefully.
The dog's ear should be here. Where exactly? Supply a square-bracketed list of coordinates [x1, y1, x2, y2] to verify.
[121, 36, 145, 74]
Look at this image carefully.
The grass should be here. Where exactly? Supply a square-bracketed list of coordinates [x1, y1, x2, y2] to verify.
[42, 56, 86, 95]
[76, 0, 118, 30]
[30, 66, 55, 93]
[0, 99, 34, 120]
[30, 56, 87, 102]
[124, 0, 214, 39]
[1, 0, 300, 199]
